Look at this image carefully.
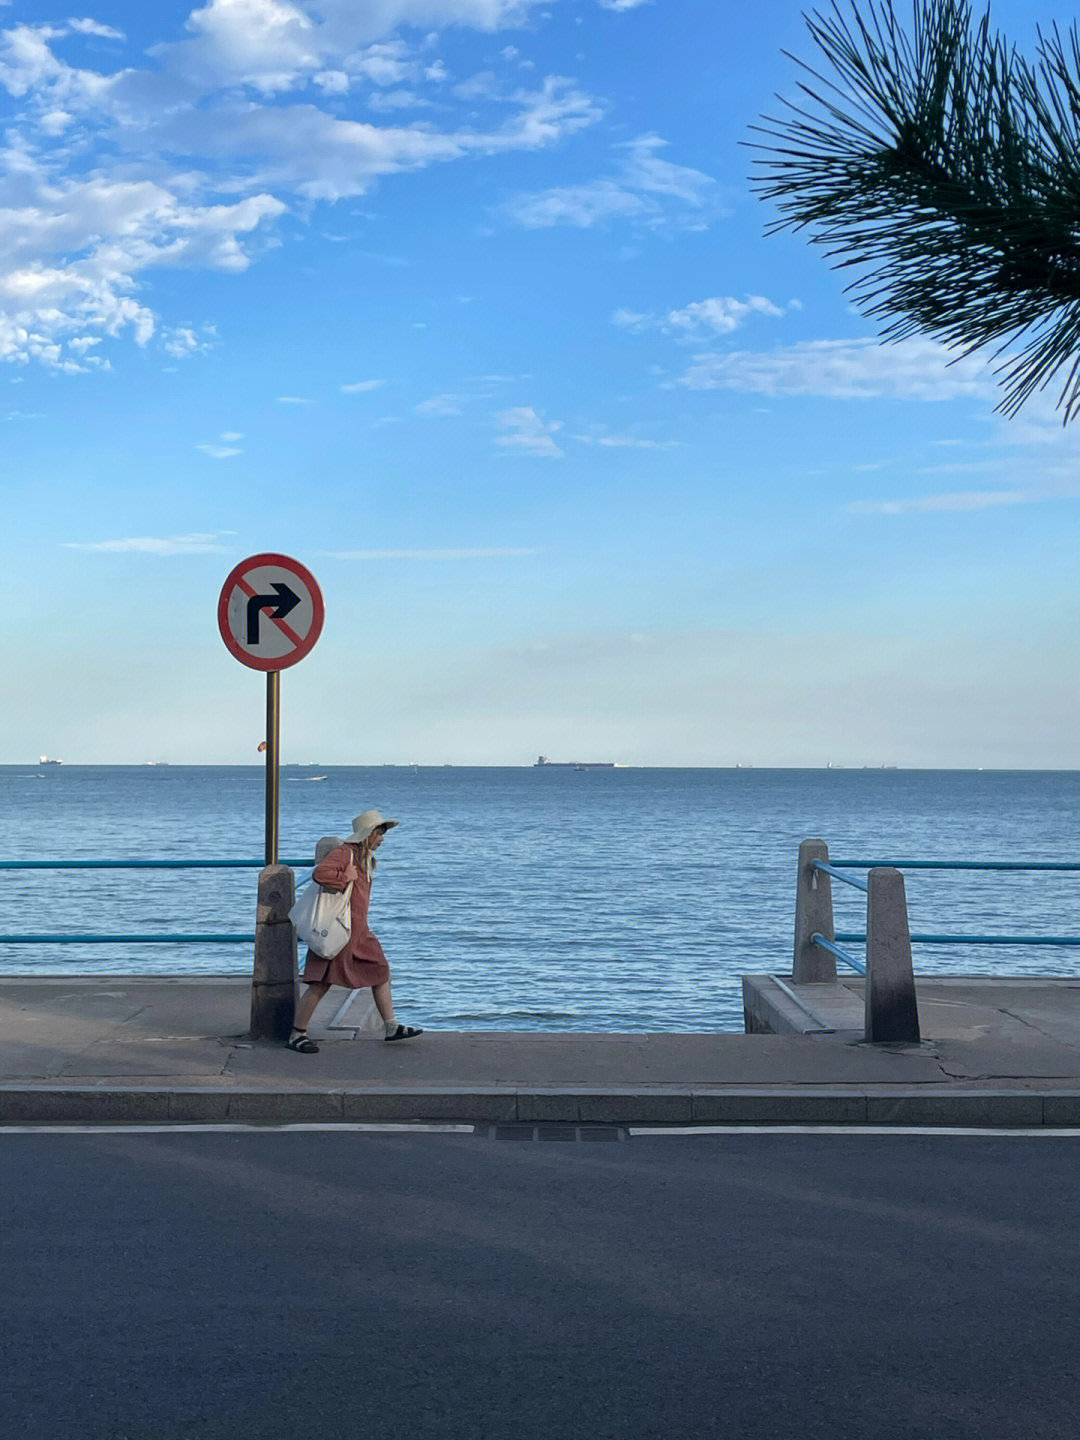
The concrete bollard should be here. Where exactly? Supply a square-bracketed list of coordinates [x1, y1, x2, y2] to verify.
[864, 867, 920, 1044]
[793, 839, 836, 982]
[251, 864, 298, 1042]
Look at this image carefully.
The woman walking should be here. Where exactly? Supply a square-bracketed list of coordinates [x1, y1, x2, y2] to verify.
[288, 810, 422, 1053]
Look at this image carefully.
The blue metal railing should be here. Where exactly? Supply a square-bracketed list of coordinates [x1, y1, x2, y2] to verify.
[827, 859, 1080, 871]
[810, 934, 866, 974]
[810, 856, 1080, 974]
[0, 859, 310, 870]
[0, 858, 313, 946]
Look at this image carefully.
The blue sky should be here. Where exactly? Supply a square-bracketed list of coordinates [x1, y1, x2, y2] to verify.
[3, 0, 1077, 766]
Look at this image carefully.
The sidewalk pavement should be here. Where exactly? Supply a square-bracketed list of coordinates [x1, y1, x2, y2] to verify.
[3, 975, 1080, 1126]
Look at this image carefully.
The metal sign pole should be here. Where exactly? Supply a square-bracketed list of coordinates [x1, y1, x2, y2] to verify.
[265, 670, 280, 865]
[219, 555, 322, 1042]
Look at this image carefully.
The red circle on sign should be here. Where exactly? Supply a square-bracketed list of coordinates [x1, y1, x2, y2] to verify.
[218, 553, 325, 671]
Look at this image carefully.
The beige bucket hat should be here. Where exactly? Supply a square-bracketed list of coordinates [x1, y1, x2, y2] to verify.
[345, 810, 399, 844]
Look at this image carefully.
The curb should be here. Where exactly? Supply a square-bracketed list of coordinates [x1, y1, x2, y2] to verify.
[3, 1086, 1080, 1126]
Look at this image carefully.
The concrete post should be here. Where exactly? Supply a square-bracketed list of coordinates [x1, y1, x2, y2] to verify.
[793, 839, 836, 982]
[251, 864, 298, 1042]
[864, 867, 920, 1044]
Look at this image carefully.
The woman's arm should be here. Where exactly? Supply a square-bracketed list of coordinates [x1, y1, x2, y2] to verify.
[312, 845, 359, 891]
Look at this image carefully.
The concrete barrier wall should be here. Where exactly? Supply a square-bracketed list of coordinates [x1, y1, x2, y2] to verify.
[251, 864, 297, 1042]
[865, 867, 920, 1044]
[793, 839, 836, 983]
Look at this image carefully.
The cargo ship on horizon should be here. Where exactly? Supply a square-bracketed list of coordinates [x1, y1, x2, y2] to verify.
[535, 755, 617, 770]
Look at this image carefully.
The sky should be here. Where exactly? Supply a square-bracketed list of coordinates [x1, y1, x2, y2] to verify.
[3, 0, 1079, 767]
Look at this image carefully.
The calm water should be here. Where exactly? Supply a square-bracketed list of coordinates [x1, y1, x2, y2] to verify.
[2, 766, 1080, 1031]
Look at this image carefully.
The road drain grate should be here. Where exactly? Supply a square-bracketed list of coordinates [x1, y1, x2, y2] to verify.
[481, 1124, 627, 1143]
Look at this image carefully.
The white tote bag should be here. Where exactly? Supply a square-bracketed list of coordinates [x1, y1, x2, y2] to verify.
[289, 881, 352, 957]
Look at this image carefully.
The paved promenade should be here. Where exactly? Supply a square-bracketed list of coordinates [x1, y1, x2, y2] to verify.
[4, 974, 1080, 1125]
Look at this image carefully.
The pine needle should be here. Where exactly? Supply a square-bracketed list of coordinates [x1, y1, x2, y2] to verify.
[747, 0, 1080, 421]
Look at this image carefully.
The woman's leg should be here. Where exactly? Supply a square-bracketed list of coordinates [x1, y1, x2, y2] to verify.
[372, 978, 422, 1040]
[294, 981, 330, 1032]
[371, 980, 395, 1026]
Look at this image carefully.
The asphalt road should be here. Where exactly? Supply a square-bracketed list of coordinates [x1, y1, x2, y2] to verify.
[2, 1127, 1079, 1440]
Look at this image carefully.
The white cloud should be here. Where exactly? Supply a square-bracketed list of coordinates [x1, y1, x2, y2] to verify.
[351, 41, 412, 85]
[0, 14, 601, 369]
[615, 294, 787, 337]
[667, 295, 784, 334]
[314, 68, 349, 93]
[163, 325, 216, 358]
[495, 406, 563, 456]
[276, 394, 312, 403]
[367, 87, 429, 110]
[848, 489, 1045, 516]
[169, 0, 546, 88]
[180, 0, 321, 94]
[596, 0, 650, 9]
[341, 378, 386, 392]
[197, 430, 244, 457]
[611, 307, 650, 329]
[415, 392, 463, 415]
[572, 431, 676, 449]
[325, 546, 540, 559]
[159, 1, 573, 95]
[66, 19, 125, 40]
[63, 532, 232, 553]
[152, 77, 597, 205]
[623, 134, 712, 204]
[676, 338, 996, 401]
[452, 70, 498, 99]
[0, 158, 286, 370]
[505, 133, 716, 231]
[508, 179, 646, 228]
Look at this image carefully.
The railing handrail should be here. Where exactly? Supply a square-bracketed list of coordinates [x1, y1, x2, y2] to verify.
[806, 840, 1080, 979]
[0, 856, 317, 947]
[0, 858, 312, 869]
[0, 933, 256, 944]
[819, 858, 1080, 871]
[812, 862, 867, 892]
[811, 855, 1080, 948]
[810, 933, 866, 974]
[834, 930, 1080, 947]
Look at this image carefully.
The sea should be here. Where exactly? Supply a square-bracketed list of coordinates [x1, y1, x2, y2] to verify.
[3, 765, 1080, 1032]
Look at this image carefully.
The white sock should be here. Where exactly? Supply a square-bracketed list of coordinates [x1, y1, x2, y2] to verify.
[384, 1019, 398, 1035]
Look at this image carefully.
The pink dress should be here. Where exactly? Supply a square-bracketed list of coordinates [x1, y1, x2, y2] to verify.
[301, 843, 391, 988]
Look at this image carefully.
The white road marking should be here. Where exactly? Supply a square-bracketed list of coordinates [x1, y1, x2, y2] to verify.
[628, 1125, 1080, 1137]
[0, 1122, 477, 1135]
[0, 1122, 1078, 1138]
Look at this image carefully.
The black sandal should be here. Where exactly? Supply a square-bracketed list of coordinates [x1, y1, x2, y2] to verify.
[287, 1031, 319, 1053]
[385, 1024, 423, 1042]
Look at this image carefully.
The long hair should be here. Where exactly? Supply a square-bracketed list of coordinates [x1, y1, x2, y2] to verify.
[356, 834, 379, 880]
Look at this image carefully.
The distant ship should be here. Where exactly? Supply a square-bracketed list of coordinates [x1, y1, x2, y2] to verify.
[535, 755, 616, 770]
[38, 756, 62, 766]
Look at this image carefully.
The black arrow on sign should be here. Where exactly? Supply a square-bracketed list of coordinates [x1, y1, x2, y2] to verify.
[246, 582, 301, 645]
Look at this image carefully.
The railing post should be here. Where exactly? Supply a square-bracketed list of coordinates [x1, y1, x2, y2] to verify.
[865, 867, 920, 1043]
[793, 839, 836, 982]
[251, 864, 297, 1041]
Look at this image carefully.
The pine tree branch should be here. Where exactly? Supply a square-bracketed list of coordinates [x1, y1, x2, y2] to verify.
[748, 0, 1080, 420]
